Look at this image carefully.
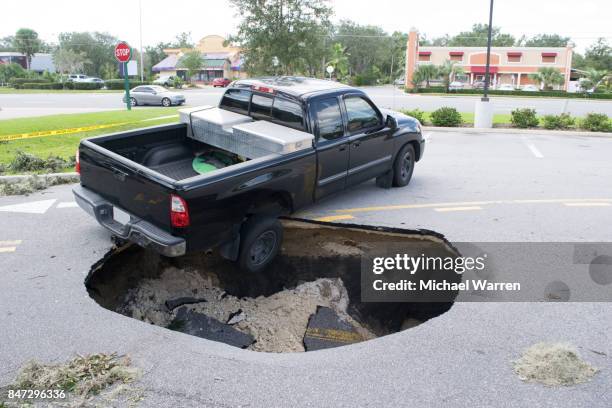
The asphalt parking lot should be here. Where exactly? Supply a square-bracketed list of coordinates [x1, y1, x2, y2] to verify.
[2, 85, 612, 119]
[1, 129, 610, 407]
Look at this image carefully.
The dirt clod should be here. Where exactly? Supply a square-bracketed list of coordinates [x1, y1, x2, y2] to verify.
[513, 342, 599, 386]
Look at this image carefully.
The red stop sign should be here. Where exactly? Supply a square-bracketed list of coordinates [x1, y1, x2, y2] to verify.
[114, 42, 131, 63]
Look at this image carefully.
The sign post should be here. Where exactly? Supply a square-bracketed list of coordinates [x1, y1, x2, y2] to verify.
[114, 42, 132, 111]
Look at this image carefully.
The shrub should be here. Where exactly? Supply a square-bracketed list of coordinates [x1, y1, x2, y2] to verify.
[511, 108, 539, 128]
[72, 82, 104, 90]
[580, 113, 612, 132]
[430, 107, 462, 127]
[542, 113, 575, 130]
[20, 82, 64, 90]
[10, 77, 51, 89]
[401, 109, 427, 124]
[104, 79, 151, 90]
[173, 77, 184, 89]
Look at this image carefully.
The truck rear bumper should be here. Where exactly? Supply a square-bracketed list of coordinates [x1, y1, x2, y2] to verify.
[73, 185, 186, 257]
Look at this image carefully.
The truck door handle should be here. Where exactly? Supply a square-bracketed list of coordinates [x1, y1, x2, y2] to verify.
[338, 143, 348, 151]
[353, 141, 361, 147]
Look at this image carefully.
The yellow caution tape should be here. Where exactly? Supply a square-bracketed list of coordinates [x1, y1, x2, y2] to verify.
[0, 122, 131, 142]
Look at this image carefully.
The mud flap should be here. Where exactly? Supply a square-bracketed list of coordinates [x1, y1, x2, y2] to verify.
[219, 231, 241, 261]
[376, 169, 393, 189]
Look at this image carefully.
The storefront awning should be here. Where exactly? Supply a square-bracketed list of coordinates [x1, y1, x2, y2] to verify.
[507, 52, 522, 57]
[449, 51, 464, 56]
[542, 52, 558, 57]
[470, 66, 498, 74]
[418, 51, 432, 56]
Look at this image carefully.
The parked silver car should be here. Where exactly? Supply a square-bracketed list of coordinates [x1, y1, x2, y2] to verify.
[124, 85, 185, 107]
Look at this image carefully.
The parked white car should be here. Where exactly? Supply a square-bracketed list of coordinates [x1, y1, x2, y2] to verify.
[521, 84, 540, 92]
[449, 81, 464, 90]
[153, 76, 176, 86]
[67, 74, 88, 82]
[82, 77, 105, 84]
[498, 84, 516, 91]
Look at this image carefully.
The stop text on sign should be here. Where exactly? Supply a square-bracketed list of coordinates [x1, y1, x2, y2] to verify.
[114, 42, 131, 62]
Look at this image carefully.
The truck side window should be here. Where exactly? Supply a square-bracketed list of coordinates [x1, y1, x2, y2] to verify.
[312, 98, 344, 141]
[272, 98, 304, 131]
[250, 94, 274, 119]
[219, 89, 251, 115]
[344, 96, 381, 134]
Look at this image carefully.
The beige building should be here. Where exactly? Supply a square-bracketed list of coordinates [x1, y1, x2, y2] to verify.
[405, 29, 574, 90]
[153, 35, 247, 82]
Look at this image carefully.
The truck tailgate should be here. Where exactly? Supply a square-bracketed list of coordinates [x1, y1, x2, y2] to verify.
[78, 140, 175, 230]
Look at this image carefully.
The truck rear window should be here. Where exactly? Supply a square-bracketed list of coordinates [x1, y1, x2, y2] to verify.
[220, 89, 251, 115]
[271, 98, 304, 131]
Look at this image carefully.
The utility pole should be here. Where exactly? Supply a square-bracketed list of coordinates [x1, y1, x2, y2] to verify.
[474, 0, 495, 128]
[139, 0, 144, 82]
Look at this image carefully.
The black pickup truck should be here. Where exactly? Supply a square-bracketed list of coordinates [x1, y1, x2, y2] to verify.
[74, 77, 425, 272]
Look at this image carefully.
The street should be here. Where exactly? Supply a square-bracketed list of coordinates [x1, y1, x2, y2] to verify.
[1, 129, 610, 406]
[2, 85, 612, 119]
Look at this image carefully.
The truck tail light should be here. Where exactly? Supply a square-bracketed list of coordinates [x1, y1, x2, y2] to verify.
[75, 149, 80, 173]
[170, 195, 190, 228]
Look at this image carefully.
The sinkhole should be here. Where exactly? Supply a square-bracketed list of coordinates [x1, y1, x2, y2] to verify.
[86, 219, 459, 353]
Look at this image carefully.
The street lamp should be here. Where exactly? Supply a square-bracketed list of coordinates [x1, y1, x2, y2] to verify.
[474, 0, 495, 128]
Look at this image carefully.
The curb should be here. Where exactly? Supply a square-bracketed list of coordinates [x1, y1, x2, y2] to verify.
[423, 126, 612, 138]
[0, 172, 79, 184]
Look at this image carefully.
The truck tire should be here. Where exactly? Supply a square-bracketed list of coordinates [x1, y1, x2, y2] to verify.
[392, 144, 415, 187]
[237, 216, 283, 273]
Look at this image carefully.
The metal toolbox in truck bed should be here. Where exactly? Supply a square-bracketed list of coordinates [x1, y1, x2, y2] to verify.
[232, 121, 314, 154]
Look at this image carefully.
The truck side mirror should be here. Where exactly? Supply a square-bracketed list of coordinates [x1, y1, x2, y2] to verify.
[386, 115, 398, 130]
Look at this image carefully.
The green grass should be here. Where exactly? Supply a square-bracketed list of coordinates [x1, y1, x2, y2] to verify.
[404, 111, 512, 125]
[0, 87, 122, 94]
[0, 108, 180, 166]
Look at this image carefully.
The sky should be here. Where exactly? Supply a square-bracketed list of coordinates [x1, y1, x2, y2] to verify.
[1, 0, 611, 53]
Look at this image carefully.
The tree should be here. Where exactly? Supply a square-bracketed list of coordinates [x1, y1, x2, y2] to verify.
[0, 36, 15, 51]
[525, 34, 570, 47]
[438, 60, 464, 92]
[13, 28, 41, 70]
[228, 0, 332, 75]
[445, 24, 515, 47]
[579, 68, 609, 92]
[179, 51, 203, 82]
[413, 64, 439, 88]
[410, 68, 425, 91]
[57, 31, 118, 77]
[52, 48, 90, 77]
[173, 32, 194, 49]
[0, 63, 26, 85]
[583, 38, 612, 71]
[334, 20, 389, 76]
[325, 43, 349, 79]
[530, 67, 564, 90]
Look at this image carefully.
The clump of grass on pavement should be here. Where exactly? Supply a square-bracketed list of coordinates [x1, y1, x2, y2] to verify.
[6, 353, 141, 406]
[513, 342, 598, 386]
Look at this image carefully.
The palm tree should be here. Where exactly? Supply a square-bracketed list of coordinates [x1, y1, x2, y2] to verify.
[438, 60, 464, 92]
[325, 43, 349, 80]
[414, 64, 439, 88]
[410, 69, 426, 91]
[530, 67, 565, 91]
[580, 68, 609, 92]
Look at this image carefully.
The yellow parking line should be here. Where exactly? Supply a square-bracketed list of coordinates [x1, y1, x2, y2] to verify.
[434, 206, 483, 212]
[314, 214, 355, 222]
[564, 202, 611, 207]
[0, 247, 17, 253]
[334, 201, 498, 214]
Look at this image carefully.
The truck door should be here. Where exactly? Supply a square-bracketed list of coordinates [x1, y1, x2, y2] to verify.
[311, 96, 350, 200]
[342, 94, 394, 186]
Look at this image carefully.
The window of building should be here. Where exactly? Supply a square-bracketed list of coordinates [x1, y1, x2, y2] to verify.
[507, 52, 522, 63]
[542, 53, 557, 63]
[312, 98, 344, 141]
[449, 52, 464, 62]
[418, 52, 431, 62]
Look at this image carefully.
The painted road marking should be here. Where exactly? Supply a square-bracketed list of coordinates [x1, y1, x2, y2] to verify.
[0, 240, 21, 253]
[0, 199, 56, 214]
[333, 198, 612, 214]
[564, 202, 611, 207]
[314, 214, 355, 222]
[434, 206, 482, 212]
[141, 114, 179, 122]
[522, 138, 544, 158]
[57, 201, 78, 208]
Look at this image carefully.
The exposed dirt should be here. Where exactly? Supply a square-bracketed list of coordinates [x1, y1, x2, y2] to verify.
[87, 219, 458, 353]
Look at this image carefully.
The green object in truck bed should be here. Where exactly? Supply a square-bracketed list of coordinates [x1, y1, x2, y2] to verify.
[192, 151, 237, 174]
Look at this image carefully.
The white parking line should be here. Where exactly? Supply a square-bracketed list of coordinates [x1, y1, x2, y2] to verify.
[564, 202, 611, 207]
[57, 201, 78, 208]
[0, 247, 17, 253]
[522, 138, 544, 158]
[434, 206, 483, 212]
[0, 240, 21, 253]
[0, 240, 22, 246]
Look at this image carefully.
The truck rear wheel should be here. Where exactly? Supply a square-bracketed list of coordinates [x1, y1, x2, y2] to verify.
[238, 216, 283, 273]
